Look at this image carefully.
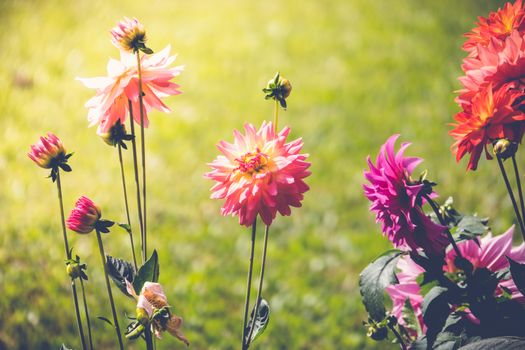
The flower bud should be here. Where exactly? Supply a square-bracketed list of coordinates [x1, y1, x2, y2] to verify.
[66, 263, 81, 279]
[136, 307, 150, 324]
[99, 121, 127, 147]
[493, 139, 518, 159]
[262, 72, 292, 108]
[28, 133, 66, 169]
[111, 17, 150, 53]
[66, 196, 101, 234]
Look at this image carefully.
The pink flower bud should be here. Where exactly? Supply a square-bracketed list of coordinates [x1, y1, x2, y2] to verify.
[66, 196, 101, 234]
[28, 133, 66, 169]
[110, 17, 147, 53]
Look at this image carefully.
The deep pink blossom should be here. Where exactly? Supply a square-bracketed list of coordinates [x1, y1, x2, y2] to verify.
[205, 122, 310, 227]
[66, 196, 101, 234]
[363, 135, 448, 255]
[78, 45, 183, 133]
[28, 133, 66, 169]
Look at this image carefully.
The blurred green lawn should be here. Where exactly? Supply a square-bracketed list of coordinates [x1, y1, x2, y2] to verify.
[0, 0, 516, 349]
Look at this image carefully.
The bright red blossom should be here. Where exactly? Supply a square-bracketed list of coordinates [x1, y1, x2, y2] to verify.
[450, 83, 525, 170]
[205, 122, 310, 227]
[66, 196, 101, 234]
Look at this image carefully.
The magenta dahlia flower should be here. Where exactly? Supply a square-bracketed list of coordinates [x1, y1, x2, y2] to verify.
[78, 45, 183, 133]
[445, 225, 525, 301]
[66, 196, 101, 234]
[28, 133, 66, 169]
[364, 135, 448, 255]
[111, 17, 147, 53]
[205, 121, 310, 227]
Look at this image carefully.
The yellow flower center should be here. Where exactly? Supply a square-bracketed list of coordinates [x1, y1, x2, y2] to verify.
[235, 148, 269, 174]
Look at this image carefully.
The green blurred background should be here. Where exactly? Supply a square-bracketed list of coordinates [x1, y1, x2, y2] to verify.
[0, 0, 516, 348]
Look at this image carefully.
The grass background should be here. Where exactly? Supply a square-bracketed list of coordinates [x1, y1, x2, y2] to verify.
[0, 0, 516, 349]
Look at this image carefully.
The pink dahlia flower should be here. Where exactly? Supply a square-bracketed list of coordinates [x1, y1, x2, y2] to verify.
[28, 133, 66, 169]
[66, 196, 101, 234]
[78, 45, 183, 133]
[126, 281, 189, 345]
[205, 122, 310, 227]
[445, 225, 525, 301]
[385, 255, 426, 336]
[364, 135, 449, 255]
[111, 17, 146, 53]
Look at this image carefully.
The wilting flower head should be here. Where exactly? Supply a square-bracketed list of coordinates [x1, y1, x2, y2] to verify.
[364, 135, 448, 255]
[77, 45, 183, 133]
[126, 281, 189, 346]
[445, 225, 525, 302]
[111, 17, 149, 53]
[28, 133, 66, 169]
[385, 256, 426, 337]
[450, 83, 525, 170]
[463, 0, 525, 55]
[66, 196, 101, 234]
[205, 121, 310, 227]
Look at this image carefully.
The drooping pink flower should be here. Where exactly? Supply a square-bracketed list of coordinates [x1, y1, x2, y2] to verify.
[205, 122, 311, 227]
[385, 256, 426, 337]
[28, 133, 66, 169]
[78, 45, 183, 133]
[66, 196, 101, 234]
[445, 225, 525, 301]
[126, 281, 189, 345]
[111, 17, 147, 53]
[363, 135, 449, 255]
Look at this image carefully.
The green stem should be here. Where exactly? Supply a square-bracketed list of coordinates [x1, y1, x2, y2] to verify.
[497, 156, 525, 239]
[95, 229, 124, 350]
[56, 170, 87, 350]
[136, 51, 148, 263]
[274, 100, 279, 131]
[129, 101, 145, 264]
[242, 221, 257, 350]
[118, 143, 138, 270]
[424, 194, 462, 258]
[512, 155, 525, 232]
[388, 324, 407, 350]
[145, 325, 154, 350]
[246, 225, 270, 346]
[80, 278, 94, 350]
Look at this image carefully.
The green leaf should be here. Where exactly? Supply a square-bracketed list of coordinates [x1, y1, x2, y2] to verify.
[455, 215, 489, 243]
[422, 286, 450, 347]
[118, 223, 132, 234]
[106, 255, 136, 297]
[132, 250, 159, 293]
[60, 344, 73, 350]
[359, 250, 403, 321]
[507, 257, 525, 297]
[244, 298, 270, 345]
[433, 332, 461, 350]
[140, 46, 154, 54]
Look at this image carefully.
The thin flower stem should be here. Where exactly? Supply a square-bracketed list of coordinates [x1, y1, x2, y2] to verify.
[512, 154, 525, 228]
[246, 225, 270, 346]
[95, 229, 125, 350]
[118, 143, 138, 270]
[423, 194, 462, 258]
[242, 221, 257, 350]
[80, 278, 94, 350]
[145, 325, 154, 350]
[136, 51, 148, 263]
[57, 170, 87, 350]
[388, 324, 407, 350]
[129, 101, 145, 264]
[497, 156, 525, 239]
[274, 100, 279, 131]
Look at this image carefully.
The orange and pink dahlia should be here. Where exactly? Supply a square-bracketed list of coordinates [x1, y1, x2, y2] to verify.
[450, 83, 525, 170]
[28, 133, 66, 169]
[78, 45, 183, 133]
[364, 135, 448, 255]
[205, 122, 310, 227]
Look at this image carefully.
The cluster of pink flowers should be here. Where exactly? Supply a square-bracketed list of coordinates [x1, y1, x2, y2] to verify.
[387, 226, 525, 334]
[206, 121, 310, 227]
[451, 0, 525, 170]
[363, 134, 448, 255]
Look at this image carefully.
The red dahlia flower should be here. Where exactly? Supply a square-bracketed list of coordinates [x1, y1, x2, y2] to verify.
[450, 83, 525, 170]
[205, 122, 310, 227]
[364, 135, 448, 255]
[66, 196, 101, 234]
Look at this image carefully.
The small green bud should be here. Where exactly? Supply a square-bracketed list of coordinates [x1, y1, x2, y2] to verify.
[262, 72, 292, 109]
[493, 139, 518, 160]
[66, 263, 81, 279]
[100, 121, 127, 147]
